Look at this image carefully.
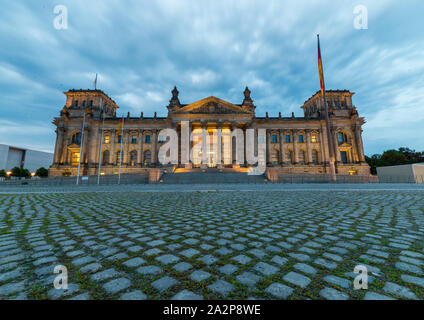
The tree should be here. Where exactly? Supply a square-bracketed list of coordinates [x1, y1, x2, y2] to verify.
[398, 147, 424, 164]
[0, 169, 6, 177]
[21, 169, 31, 178]
[36, 167, 48, 177]
[366, 147, 424, 175]
[378, 149, 408, 167]
[10, 167, 31, 178]
[11, 167, 23, 177]
[365, 154, 380, 175]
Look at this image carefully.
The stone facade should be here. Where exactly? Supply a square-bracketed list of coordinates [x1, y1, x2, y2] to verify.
[49, 87, 370, 177]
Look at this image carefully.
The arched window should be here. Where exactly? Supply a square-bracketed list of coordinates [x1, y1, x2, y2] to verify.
[312, 150, 319, 164]
[130, 150, 137, 166]
[338, 132, 348, 144]
[102, 150, 109, 165]
[143, 150, 151, 166]
[299, 150, 306, 164]
[71, 132, 81, 145]
[116, 150, 121, 165]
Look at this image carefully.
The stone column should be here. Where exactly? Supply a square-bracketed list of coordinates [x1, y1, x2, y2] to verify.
[279, 130, 284, 165]
[110, 130, 116, 165]
[243, 126, 247, 166]
[319, 128, 327, 165]
[217, 122, 223, 167]
[201, 122, 208, 168]
[333, 131, 341, 162]
[137, 130, 143, 165]
[82, 127, 90, 165]
[122, 130, 128, 165]
[355, 127, 366, 162]
[306, 130, 312, 164]
[88, 125, 99, 166]
[292, 130, 299, 164]
[53, 128, 64, 164]
[60, 129, 68, 164]
[350, 131, 359, 163]
[152, 130, 158, 165]
[266, 130, 271, 165]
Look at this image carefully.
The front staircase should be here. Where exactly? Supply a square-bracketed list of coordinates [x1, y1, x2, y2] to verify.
[160, 168, 268, 184]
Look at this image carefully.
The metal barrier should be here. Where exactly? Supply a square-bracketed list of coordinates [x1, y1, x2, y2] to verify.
[271, 174, 379, 184]
[0, 173, 149, 186]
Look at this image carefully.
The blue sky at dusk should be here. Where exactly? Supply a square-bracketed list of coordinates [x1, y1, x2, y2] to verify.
[0, 0, 423, 154]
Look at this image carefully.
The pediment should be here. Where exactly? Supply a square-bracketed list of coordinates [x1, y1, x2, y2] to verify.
[172, 96, 252, 114]
[339, 142, 352, 149]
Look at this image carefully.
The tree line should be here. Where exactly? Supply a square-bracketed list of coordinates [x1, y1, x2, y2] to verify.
[366, 147, 424, 175]
[0, 167, 48, 179]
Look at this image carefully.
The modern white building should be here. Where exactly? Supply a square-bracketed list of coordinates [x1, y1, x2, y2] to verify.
[377, 163, 424, 184]
[0, 144, 53, 172]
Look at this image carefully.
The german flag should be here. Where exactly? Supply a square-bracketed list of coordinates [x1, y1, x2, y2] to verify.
[317, 34, 325, 96]
[117, 117, 124, 133]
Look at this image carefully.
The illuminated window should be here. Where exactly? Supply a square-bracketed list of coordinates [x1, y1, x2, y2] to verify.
[311, 135, 317, 143]
[349, 170, 357, 175]
[104, 135, 110, 144]
[145, 135, 151, 143]
[272, 135, 278, 143]
[71, 152, 80, 166]
[298, 135, 304, 143]
[285, 135, 291, 143]
[131, 136, 137, 144]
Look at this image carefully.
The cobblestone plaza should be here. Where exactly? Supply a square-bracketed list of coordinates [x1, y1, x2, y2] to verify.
[0, 184, 423, 300]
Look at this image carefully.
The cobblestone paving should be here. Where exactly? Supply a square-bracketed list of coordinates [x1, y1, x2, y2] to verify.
[0, 184, 423, 300]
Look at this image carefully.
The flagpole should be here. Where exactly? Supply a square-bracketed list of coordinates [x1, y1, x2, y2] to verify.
[317, 34, 336, 182]
[118, 117, 124, 184]
[76, 111, 87, 185]
[97, 98, 105, 185]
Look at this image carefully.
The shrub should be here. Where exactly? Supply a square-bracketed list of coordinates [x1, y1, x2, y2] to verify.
[36, 167, 48, 177]
[10, 167, 31, 178]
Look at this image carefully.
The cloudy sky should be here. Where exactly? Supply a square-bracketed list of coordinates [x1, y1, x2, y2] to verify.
[1, 0, 423, 155]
